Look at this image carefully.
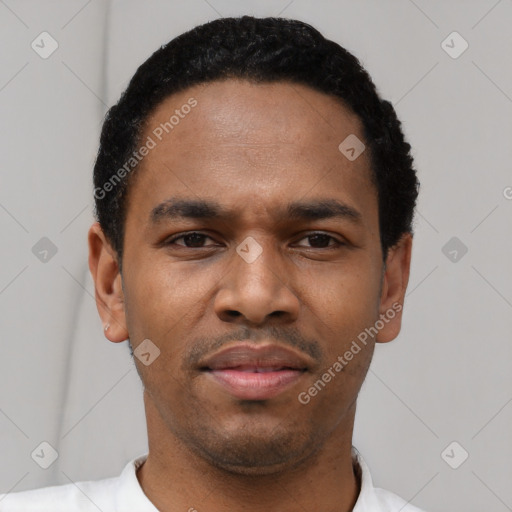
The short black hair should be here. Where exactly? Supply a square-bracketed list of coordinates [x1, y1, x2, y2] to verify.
[93, 15, 419, 269]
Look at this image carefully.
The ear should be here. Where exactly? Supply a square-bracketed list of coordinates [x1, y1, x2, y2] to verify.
[88, 222, 129, 343]
[375, 232, 413, 343]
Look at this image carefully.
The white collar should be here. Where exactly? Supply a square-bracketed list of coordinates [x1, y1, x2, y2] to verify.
[112, 446, 422, 512]
[113, 453, 158, 511]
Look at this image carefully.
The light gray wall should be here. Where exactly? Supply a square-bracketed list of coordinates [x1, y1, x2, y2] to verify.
[1, 1, 511, 511]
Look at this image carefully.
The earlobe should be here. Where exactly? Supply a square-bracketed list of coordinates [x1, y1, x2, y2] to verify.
[375, 232, 413, 344]
[88, 222, 129, 343]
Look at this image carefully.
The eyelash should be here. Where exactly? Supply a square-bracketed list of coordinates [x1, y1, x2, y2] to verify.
[163, 231, 345, 249]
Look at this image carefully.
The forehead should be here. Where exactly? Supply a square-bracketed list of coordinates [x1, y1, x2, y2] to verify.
[144, 79, 367, 154]
[127, 79, 377, 228]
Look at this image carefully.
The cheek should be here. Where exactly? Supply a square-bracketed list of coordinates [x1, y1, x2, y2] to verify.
[300, 261, 381, 342]
[126, 259, 210, 322]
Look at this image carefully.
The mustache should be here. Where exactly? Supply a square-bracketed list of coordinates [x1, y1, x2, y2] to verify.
[183, 325, 323, 370]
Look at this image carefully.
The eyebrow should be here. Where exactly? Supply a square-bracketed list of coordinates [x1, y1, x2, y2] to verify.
[150, 197, 362, 225]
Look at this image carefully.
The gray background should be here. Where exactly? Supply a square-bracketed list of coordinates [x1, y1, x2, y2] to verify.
[1, 1, 511, 511]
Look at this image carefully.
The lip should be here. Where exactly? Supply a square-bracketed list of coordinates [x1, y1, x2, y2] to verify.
[199, 342, 312, 401]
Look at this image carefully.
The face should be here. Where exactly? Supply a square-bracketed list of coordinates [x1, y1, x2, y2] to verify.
[89, 79, 412, 475]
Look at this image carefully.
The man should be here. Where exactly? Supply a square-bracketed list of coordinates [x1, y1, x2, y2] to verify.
[0, 15, 423, 511]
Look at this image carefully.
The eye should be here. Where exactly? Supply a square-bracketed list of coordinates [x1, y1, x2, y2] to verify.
[294, 232, 345, 249]
[163, 231, 345, 250]
[164, 232, 218, 248]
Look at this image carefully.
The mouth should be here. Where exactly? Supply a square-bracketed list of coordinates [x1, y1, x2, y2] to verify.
[199, 342, 312, 401]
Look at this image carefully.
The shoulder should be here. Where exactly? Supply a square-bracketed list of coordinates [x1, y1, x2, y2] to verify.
[372, 487, 427, 512]
[0, 454, 151, 512]
[351, 446, 427, 512]
[0, 475, 119, 512]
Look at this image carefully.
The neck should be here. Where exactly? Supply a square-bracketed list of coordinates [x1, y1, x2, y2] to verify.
[137, 397, 360, 512]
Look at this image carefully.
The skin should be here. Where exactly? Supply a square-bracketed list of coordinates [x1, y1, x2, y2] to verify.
[88, 79, 412, 512]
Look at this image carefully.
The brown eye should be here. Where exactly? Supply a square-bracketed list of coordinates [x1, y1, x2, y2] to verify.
[165, 232, 216, 248]
[295, 233, 344, 249]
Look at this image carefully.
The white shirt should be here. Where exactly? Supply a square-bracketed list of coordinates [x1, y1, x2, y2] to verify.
[0, 447, 426, 511]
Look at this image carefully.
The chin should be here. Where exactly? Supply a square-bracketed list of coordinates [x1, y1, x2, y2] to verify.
[184, 420, 322, 476]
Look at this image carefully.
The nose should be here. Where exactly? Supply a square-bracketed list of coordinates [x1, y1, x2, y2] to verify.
[214, 240, 300, 326]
